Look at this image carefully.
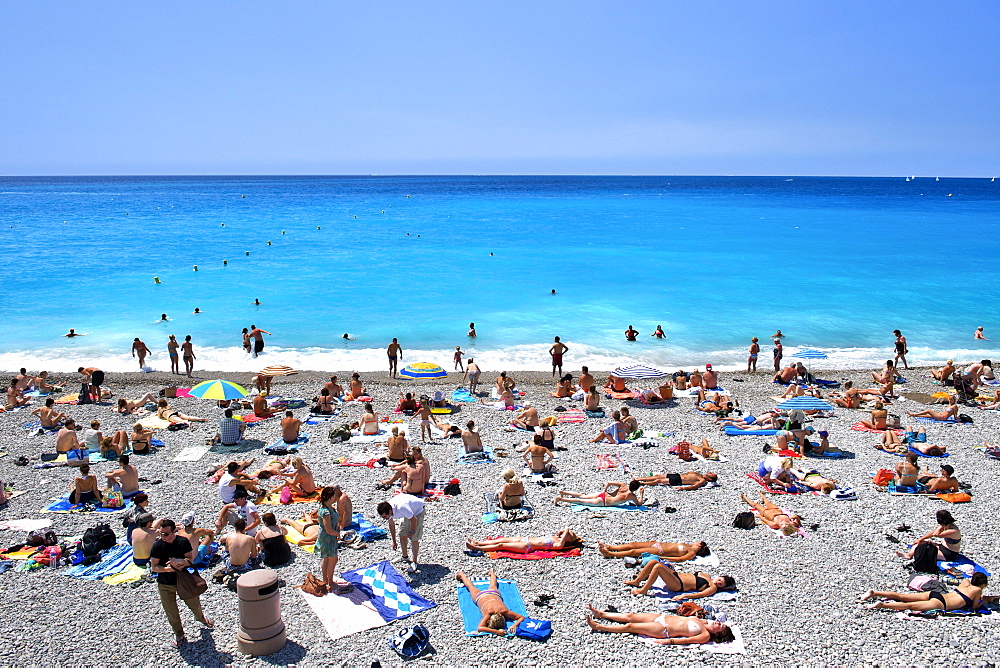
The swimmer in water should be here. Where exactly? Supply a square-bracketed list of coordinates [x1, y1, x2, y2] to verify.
[342, 333, 356, 341]
[64, 328, 86, 337]
[651, 326, 666, 339]
[468, 323, 477, 338]
[193, 308, 201, 314]
[771, 329, 784, 339]
[975, 326, 988, 340]
[160, 314, 169, 321]
[253, 299, 261, 305]
[551, 289, 556, 295]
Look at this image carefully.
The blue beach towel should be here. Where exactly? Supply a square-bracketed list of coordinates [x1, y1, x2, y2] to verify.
[452, 388, 477, 403]
[264, 433, 309, 454]
[914, 417, 962, 424]
[44, 495, 129, 513]
[939, 555, 991, 577]
[342, 560, 436, 622]
[457, 579, 527, 636]
[346, 512, 388, 541]
[724, 426, 780, 436]
[64, 543, 134, 579]
[806, 450, 850, 459]
[457, 445, 495, 464]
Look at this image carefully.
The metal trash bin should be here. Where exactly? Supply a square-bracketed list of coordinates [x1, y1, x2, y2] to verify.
[236, 569, 286, 656]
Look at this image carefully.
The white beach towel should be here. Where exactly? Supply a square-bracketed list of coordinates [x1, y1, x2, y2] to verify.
[171, 445, 211, 462]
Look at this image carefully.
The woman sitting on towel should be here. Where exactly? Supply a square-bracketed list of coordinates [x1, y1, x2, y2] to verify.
[896, 510, 963, 561]
[858, 401, 888, 430]
[130, 423, 154, 455]
[624, 560, 735, 598]
[932, 359, 957, 383]
[906, 395, 959, 421]
[70, 463, 103, 505]
[465, 529, 582, 554]
[861, 572, 987, 612]
[604, 375, 629, 394]
[584, 386, 602, 411]
[312, 388, 335, 415]
[597, 540, 711, 561]
[739, 491, 802, 536]
[553, 374, 574, 398]
[498, 469, 524, 510]
[346, 373, 365, 401]
[586, 606, 734, 645]
[156, 399, 208, 425]
[360, 403, 380, 436]
[456, 569, 526, 636]
[280, 509, 319, 546]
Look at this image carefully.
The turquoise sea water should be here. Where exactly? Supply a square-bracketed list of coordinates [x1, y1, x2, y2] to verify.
[1, 175, 998, 373]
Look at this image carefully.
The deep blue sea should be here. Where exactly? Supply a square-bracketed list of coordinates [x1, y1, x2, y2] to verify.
[2, 175, 998, 373]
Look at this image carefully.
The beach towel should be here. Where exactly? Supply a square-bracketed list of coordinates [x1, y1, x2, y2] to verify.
[43, 495, 133, 513]
[102, 562, 147, 585]
[595, 453, 619, 470]
[171, 445, 211, 462]
[746, 471, 804, 494]
[256, 487, 322, 505]
[0, 518, 52, 531]
[723, 426, 780, 436]
[639, 625, 746, 655]
[299, 586, 389, 641]
[284, 526, 315, 553]
[64, 543, 134, 579]
[457, 579, 528, 636]
[241, 413, 274, 424]
[805, 450, 850, 459]
[137, 416, 171, 430]
[342, 560, 436, 621]
[265, 433, 310, 454]
[903, 445, 950, 458]
[304, 412, 342, 424]
[557, 409, 586, 424]
[0, 491, 27, 503]
[914, 417, 964, 424]
[2, 545, 43, 559]
[174, 388, 195, 398]
[605, 390, 637, 400]
[850, 422, 902, 434]
[482, 533, 582, 560]
[452, 388, 477, 403]
[54, 393, 80, 404]
[349, 429, 393, 444]
[457, 445, 495, 464]
[584, 409, 606, 418]
[481, 491, 535, 524]
[569, 502, 652, 512]
[939, 555, 991, 576]
[346, 512, 388, 541]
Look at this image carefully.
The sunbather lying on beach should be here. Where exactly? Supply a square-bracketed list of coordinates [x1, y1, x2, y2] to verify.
[554, 481, 644, 507]
[597, 540, 711, 561]
[789, 468, 838, 493]
[694, 390, 733, 414]
[718, 410, 781, 429]
[879, 429, 947, 456]
[585, 606, 734, 645]
[156, 399, 208, 425]
[907, 395, 959, 421]
[803, 431, 843, 456]
[281, 510, 319, 546]
[624, 560, 735, 598]
[977, 389, 1000, 410]
[457, 569, 525, 636]
[116, 393, 157, 414]
[739, 491, 802, 535]
[633, 471, 718, 491]
[861, 572, 986, 611]
[465, 529, 582, 554]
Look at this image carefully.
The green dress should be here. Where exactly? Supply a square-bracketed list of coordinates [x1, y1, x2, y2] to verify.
[316, 506, 339, 558]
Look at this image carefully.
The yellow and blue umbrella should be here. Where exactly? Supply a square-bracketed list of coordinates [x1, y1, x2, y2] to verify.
[399, 362, 447, 380]
[188, 379, 249, 400]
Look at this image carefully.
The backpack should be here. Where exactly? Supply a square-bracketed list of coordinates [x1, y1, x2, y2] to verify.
[389, 624, 430, 659]
[732, 512, 755, 530]
[329, 424, 352, 442]
[28, 529, 58, 547]
[911, 541, 939, 573]
[82, 523, 116, 556]
[514, 617, 553, 640]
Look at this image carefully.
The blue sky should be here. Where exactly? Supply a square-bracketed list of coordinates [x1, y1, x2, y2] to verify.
[1, 1, 997, 175]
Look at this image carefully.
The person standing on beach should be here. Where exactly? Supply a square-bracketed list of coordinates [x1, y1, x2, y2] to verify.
[454, 346, 464, 372]
[150, 518, 213, 646]
[773, 339, 783, 371]
[893, 329, 909, 370]
[468, 322, 477, 338]
[241, 328, 251, 354]
[132, 338, 151, 369]
[549, 336, 568, 377]
[376, 493, 425, 573]
[465, 359, 481, 393]
[181, 335, 196, 378]
[249, 325, 271, 358]
[387, 338, 403, 378]
[78, 366, 104, 404]
[167, 335, 180, 374]
[747, 337, 760, 373]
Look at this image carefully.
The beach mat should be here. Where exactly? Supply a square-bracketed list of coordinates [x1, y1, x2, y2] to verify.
[452, 388, 477, 403]
[914, 417, 964, 424]
[137, 416, 171, 430]
[347, 512, 388, 541]
[64, 543, 133, 579]
[487, 547, 581, 560]
[43, 495, 133, 513]
[457, 579, 527, 636]
[457, 445, 495, 464]
[724, 426, 779, 436]
[171, 445, 211, 462]
[902, 392, 941, 405]
[939, 555, 991, 576]
[341, 560, 436, 621]
[265, 434, 309, 454]
[850, 423, 902, 434]
[557, 409, 586, 424]
[299, 586, 389, 640]
[256, 488, 322, 505]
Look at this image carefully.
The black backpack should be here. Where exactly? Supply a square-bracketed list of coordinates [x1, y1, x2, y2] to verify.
[732, 512, 755, 530]
[911, 541, 939, 573]
[82, 523, 117, 556]
[27, 529, 58, 547]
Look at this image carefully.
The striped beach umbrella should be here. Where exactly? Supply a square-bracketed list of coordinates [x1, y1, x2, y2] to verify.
[259, 365, 298, 376]
[776, 395, 834, 411]
[790, 349, 828, 375]
[188, 379, 249, 400]
[611, 364, 670, 379]
[399, 362, 447, 380]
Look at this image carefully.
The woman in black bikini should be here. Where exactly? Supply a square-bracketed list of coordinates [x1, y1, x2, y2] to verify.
[861, 572, 986, 611]
[893, 329, 909, 370]
[624, 560, 735, 598]
[895, 510, 963, 561]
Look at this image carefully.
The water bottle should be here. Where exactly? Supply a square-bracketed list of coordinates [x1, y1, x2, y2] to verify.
[48, 545, 61, 568]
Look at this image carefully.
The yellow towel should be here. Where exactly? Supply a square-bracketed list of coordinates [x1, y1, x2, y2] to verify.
[103, 563, 147, 585]
[137, 416, 171, 430]
[284, 526, 315, 553]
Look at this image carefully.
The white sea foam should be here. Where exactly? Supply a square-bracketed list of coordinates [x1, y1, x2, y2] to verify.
[1, 341, 994, 374]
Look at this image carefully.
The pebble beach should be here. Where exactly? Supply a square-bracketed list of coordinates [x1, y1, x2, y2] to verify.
[1, 366, 999, 667]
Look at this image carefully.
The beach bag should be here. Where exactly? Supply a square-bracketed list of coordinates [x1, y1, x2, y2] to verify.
[329, 424, 352, 442]
[389, 624, 430, 658]
[28, 529, 58, 547]
[732, 512, 755, 530]
[167, 422, 188, 431]
[936, 492, 972, 503]
[175, 568, 208, 600]
[514, 617, 552, 640]
[675, 441, 692, 460]
[279, 486, 292, 504]
[872, 469, 895, 487]
[675, 601, 707, 618]
[78, 384, 93, 404]
[908, 573, 947, 593]
[296, 572, 328, 597]
[103, 491, 124, 509]
[911, 542, 939, 573]
[163, 387, 177, 398]
[958, 413, 973, 423]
